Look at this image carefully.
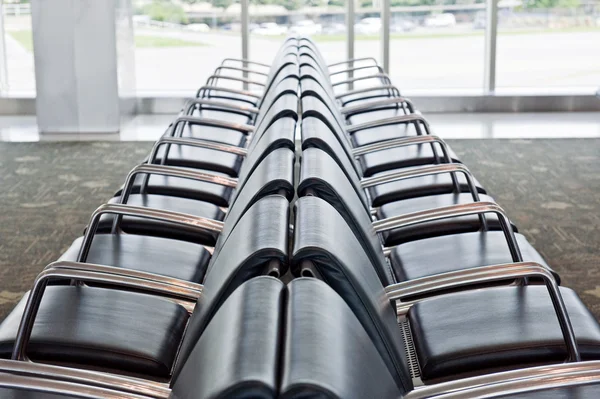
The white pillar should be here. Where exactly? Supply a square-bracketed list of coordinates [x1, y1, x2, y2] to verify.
[31, 0, 135, 135]
[0, 0, 8, 92]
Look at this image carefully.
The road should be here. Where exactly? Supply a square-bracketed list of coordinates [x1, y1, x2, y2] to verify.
[4, 25, 600, 93]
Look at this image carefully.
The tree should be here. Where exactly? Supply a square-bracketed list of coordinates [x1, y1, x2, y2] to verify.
[143, 1, 189, 24]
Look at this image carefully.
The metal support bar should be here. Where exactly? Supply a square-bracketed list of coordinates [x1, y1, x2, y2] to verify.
[484, 0, 498, 92]
[241, 0, 249, 90]
[346, 0, 355, 90]
[381, 0, 391, 74]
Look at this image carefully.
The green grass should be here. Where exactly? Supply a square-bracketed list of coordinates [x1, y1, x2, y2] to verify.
[7, 30, 33, 52]
[134, 35, 207, 48]
[6, 30, 206, 51]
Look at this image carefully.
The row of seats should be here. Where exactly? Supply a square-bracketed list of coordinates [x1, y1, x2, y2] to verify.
[0, 37, 599, 398]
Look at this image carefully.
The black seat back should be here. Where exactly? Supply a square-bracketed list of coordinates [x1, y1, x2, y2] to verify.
[281, 278, 402, 399]
[174, 195, 289, 377]
[293, 195, 412, 392]
[172, 276, 284, 398]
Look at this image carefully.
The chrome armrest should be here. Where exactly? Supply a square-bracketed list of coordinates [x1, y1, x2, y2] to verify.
[406, 361, 600, 399]
[214, 65, 269, 78]
[331, 73, 392, 88]
[11, 263, 202, 361]
[329, 64, 384, 78]
[328, 57, 379, 68]
[335, 85, 400, 101]
[374, 201, 520, 263]
[346, 113, 431, 134]
[167, 115, 255, 136]
[362, 162, 485, 230]
[0, 359, 170, 398]
[385, 261, 580, 363]
[44, 261, 201, 296]
[182, 98, 260, 115]
[221, 58, 271, 69]
[196, 85, 261, 100]
[205, 74, 266, 88]
[352, 135, 443, 157]
[341, 97, 416, 115]
[79, 203, 224, 260]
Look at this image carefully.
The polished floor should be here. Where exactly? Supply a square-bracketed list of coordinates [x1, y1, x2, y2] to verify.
[1, 112, 599, 141]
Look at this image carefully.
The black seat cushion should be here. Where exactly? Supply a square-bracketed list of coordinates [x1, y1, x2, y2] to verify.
[409, 285, 600, 381]
[281, 278, 401, 398]
[357, 143, 462, 177]
[152, 144, 243, 177]
[0, 286, 189, 378]
[390, 231, 559, 284]
[60, 234, 212, 284]
[97, 194, 226, 246]
[114, 171, 234, 207]
[367, 172, 487, 208]
[378, 193, 518, 246]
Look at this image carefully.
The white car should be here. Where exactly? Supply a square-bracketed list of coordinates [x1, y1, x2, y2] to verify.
[186, 23, 210, 33]
[289, 20, 322, 36]
[424, 13, 457, 28]
[354, 18, 381, 35]
[253, 22, 287, 36]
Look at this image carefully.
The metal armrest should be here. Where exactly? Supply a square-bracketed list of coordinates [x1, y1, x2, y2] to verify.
[12, 264, 202, 361]
[335, 85, 400, 101]
[167, 115, 254, 136]
[331, 73, 392, 88]
[0, 359, 169, 398]
[221, 58, 271, 69]
[352, 134, 445, 157]
[341, 97, 416, 115]
[205, 74, 266, 88]
[0, 373, 149, 399]
[45, 261, 202, 296]
[406, 361, 600, 399]
[182, 98, 260, 115]
[328, 57, 379, 68]
[79, 203, 224, 260]
[362, 163, 485, 230]
[214, 65, 269, 78]
[385, 261, 580, 363]
[329, 64, 384, 78]
[373, 201, 519, 263]
[196, 85, 261, 100]
[346, 113, 431, 134]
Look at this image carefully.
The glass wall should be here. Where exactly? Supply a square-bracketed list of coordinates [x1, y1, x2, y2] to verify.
[496, 1, 600, 89]
[1, 0, 36, 94]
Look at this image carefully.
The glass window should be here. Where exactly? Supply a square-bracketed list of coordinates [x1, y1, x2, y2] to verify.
[496, 1, 600, 89]
[1, 0, 36, 94]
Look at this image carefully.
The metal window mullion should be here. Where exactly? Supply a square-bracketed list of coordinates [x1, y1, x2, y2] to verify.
[241, 0, 249, 90]
[381, 0, 390, 74]
[346, 0, 355, 90]
[0, 0, 8, 92]
[484, 0, 498, 92]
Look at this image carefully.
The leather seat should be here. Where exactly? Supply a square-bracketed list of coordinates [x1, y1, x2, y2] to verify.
[103, 147, 294, 246]
[390, 231, 557, 284]
[292, 195, 600, 387]
[0, 195, 289, 379]
[299, 147, 502, 247]
[114, 116, 296, 207]
[60, 234, 211, 284]
[409, 285, 600, 381]
[281, 278, 401, 399]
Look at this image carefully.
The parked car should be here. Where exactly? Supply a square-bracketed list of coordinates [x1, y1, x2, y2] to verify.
[424, 13, 457, 28]
[322, 22, 346, 35]
[186, 23, 210, 32]
[354, 17, 381, 35]
[253, 22, 287, 36]
[391, 18, 416, 32]
[289, 20, 322, 35]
